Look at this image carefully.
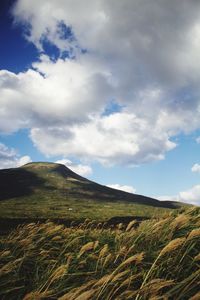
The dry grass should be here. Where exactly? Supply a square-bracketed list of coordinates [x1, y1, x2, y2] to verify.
[0, 207, 199, 299]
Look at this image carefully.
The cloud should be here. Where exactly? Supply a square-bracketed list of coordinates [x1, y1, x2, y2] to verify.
[196, 137, 200, 144]
[0, 0, 200, 165]
[0, 57, 112, 133]
[157, 164, 200, 204]
[191, 163, 200, 173]
[106, 183, 136, 194]
[178, 185, 200, 206]
[155, 195, 176, 201]
[156, 183, 200, 206]
[30, 112, 176, 165]
[0, 143, 32, 169]
[55, 158, 92, 176]
[13, 0, 200, 92]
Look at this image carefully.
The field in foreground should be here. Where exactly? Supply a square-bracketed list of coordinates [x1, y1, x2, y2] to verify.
[0, 207, 200, 300]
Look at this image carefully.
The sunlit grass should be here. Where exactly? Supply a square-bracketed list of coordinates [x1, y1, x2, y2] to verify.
[0, 206, 199, 299]
[0, 195, 171, 220]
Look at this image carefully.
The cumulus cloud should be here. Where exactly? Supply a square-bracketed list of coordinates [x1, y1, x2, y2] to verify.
[106, 184, 136, 194]
[191, 163, 200, 173]
[55, 158, 92, 176]
[0, 56, 112, 133]
[0, 143, 32, 169]
[156, 184, 200, 206]
[0, 0, 200, 165]
[178, 185, 200, 206]
[12, 0, 200, 93]
[30, 112, 176, 165]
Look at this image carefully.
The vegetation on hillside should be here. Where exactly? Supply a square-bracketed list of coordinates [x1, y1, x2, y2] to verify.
[0, 207, 199, 300]
[0, 196, 172, 221]
[0, 162, 181, 224]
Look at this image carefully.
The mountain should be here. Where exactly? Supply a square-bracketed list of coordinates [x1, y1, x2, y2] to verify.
[0, 162, 183, 230]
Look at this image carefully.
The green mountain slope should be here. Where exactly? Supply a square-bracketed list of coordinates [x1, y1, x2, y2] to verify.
[0, 162, 183, 225]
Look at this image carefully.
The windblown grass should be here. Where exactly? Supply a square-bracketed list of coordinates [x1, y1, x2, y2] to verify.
[0, 207, 199, 299]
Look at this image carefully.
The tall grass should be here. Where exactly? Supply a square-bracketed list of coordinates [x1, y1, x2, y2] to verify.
[0, 207, 199, 299]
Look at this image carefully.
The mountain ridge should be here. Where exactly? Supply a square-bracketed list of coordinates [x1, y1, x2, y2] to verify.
[0, 161, 181, 208]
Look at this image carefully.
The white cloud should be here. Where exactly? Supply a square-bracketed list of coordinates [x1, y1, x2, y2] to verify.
[155, 195, 177, 201]
[178, 185, 200, 205]
[12, 0, 200, 92]
[0, 143, 32, 169]
[55, 158, 92, 177]
[156, 184, 200, 206]
[30, 112, 176, 165]
[16, 156, 32, 167]
[191, 163, 200, 173]
[0, 0, 200, 165]
[0, 57, 112, 133]
[196, 137, 200, 144]
[106, 183, 136, 194]
[156, 164, 200, 204]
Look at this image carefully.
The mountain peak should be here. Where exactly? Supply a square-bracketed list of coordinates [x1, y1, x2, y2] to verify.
[21, 161, 87, 181]
[22, 162, 64, 169]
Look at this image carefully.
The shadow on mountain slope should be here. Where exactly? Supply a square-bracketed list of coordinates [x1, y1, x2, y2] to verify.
[0, 162, 181, 209]
[0, 168, 45, 200]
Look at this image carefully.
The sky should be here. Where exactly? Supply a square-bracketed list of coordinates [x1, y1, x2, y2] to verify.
[0, 0, 200, 205]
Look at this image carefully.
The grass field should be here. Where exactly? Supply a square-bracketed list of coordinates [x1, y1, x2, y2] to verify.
[0, 195, 172, 220]
[0, 206, 199, 300]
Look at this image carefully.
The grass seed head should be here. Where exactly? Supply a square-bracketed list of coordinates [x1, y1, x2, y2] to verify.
[194, 253, 200, 261]
[23, 291, 52, 300]
[160, 237, 186, 256]
[0, 250, 11, 257]
[46, 225, 64, 235]
[142, 278, 174, 294]
[117, 223, 124, 230]
[0, 258, 23, 275]
[99, 244, 109, 258]
[171, 214, 190, 230]
[152, 218, 170, 232]
[117, 290, 138, 299]
[117, 252, 144, 271]
[103, 253, 112, 268]
[75, 289, 96, 300]
[59, 281, 96, 300]
[126, 220, 137, 231]
[189, 291, 200, 300]
[78, 241, 96, 258]
[112, 269, 130, 282]
[39, 250, 49, 256]
[18, 238, 32, 247]
[49, 264, 68, 282]
[187, 228, 200, 240]
[94, 274, 113, 286]
[120, 273, 142, 288]
[52, 235, 62, 241]
[94, 240, 99, 250]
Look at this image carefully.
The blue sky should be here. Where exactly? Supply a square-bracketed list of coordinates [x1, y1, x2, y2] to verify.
[1, 0, 200, 205]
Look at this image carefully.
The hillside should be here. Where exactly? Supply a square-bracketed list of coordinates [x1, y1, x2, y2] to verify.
[0, 162, 183, 230]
